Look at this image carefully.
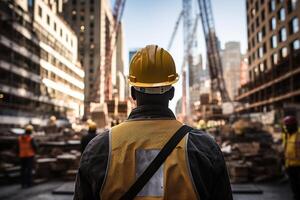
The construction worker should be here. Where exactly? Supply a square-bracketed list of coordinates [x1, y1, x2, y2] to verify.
[18, 125, 38, 188]
[283, 116, 300, 200]
[74, 45, 232, 200]
[80, 121, 97, 153]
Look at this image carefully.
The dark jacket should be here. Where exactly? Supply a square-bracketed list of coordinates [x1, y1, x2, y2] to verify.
[74, 105, 232, 200]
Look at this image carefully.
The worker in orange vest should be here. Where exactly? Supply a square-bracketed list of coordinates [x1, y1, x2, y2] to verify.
[283, 116, 300, 200]
[18, 124, 38, 188]
[74, 45, 232, 200]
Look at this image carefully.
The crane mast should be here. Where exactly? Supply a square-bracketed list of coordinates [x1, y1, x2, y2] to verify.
[197, 0, 231, 102]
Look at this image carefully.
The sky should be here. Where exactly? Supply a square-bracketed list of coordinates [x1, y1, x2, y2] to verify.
[117, 0, 247, 112]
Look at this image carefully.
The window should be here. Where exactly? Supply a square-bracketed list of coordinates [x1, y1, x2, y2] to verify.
[293, 39, 300, 50]
[279, 28, 287, 42]
[60, 28, 62, 37]
[47, 15, 50, 25]
[259, 62, 265, 72]
[256, 17, 260, 27]
[271, 35, 277, 48]
[281, 47, 288, 58]
[288, 0, 298, 12]
[257, 31, 263, 42]
[54, 22, 57, 31]
[269, 0, 276, 12]
[291, 17, 299, 33]
[38, 6, 42, 17]
[270, 17, 276, 30]
[272, 53, 278, 65]
[278, 8, 286, 21]
[66, 34, 68, 42]
[261, 9, 265, 21]
[71, 39, 73, 47]
[259, 46, 264, 58]
[80, 25, 85, 32]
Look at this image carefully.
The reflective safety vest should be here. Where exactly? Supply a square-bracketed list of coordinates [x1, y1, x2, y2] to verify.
[284, 132, 300, 167]
[100, 119, 199, 200]
[18, 135, 35, 158]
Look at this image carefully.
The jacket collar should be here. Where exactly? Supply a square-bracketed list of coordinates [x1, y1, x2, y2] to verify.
[128, 105, 176, 120]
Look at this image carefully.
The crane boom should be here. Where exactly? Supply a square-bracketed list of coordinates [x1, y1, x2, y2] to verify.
[197, 0, 231, 102]
[167, 11, 183, 51]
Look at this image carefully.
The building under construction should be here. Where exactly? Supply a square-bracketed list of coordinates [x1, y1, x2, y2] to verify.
[237, 0, 300, 120]
[0, 0, 85, 127]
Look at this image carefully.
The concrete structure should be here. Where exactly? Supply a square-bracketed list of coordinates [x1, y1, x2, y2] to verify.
[237, 0, 300, 117]
[0, 0, 84, 127]
[62, 0, 120, 117]
[221, 41, 242, 100]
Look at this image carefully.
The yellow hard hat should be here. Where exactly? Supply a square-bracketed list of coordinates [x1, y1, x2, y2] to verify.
[88, 121, 97, 131]
[128, 45, 179, 88]
[25, 124, 33, 132]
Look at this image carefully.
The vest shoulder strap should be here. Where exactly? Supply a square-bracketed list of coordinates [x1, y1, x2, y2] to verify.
[120, 125, 193, 200]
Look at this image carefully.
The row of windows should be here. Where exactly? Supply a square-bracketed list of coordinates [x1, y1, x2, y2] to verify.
[248, 16, 299, 50]
[249, 38, 300, 64]
[38, 6, 74, 48]
[249, 39, 300, 70]
[248, 0, 298, 35]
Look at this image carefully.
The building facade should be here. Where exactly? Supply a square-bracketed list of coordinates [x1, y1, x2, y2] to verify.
[0, 0, 84, 127]
[62, 0, 120, 117]
[221, 41, 242, 100]
[237, 0, 300, 116]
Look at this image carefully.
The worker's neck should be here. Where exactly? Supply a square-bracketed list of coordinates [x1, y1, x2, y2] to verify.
[137, 101, 169, 108]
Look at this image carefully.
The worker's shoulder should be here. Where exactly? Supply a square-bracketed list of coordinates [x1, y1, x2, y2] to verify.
[80, 129, 110, 166]
[187, 127, 224, 165]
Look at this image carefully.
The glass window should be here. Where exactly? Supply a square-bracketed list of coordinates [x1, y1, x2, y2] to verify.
[259, 46, 264, 58]
[292, 0, 298, 10]
[270, 17, 276, 30]
[257, 31, 263, 42]
[47, 15, 50, 25]
[54, 22, 56, 31]
[38, 6, 42, 17]
[281, 47, 288, 58]
[259, 62, 265, 72]
[279, 28, 287, 42]
[60, 29, 63, 37]
[271, 35, 277, 48]
[278, 8, 286, 21]
[293, 40, 300, 50]
[291, 17, 299, 33]
[272, 53, 278, 65]
[269, 0, 276, 12]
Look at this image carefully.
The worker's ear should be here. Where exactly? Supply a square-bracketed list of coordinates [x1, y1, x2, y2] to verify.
[131, 87, 136, 100]
[168, 87, 175, 100]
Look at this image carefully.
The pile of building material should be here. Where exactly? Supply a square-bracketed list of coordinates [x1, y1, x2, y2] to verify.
[0, 127, 83, 184]
[220, 119, 282, 183]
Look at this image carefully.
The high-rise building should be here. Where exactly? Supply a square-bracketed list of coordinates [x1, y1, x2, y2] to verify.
[221, 41, 242, 100]
[189, 54, 203, 108]
[61, 0, 117, 117]
[237, 0, 300, 115]
[0, 0, 84, 127]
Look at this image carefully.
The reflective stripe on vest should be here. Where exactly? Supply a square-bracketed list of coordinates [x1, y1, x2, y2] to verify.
[285, 132, 300, 167]
[19, 135, 35, 158]
[100, 120, 199, 200]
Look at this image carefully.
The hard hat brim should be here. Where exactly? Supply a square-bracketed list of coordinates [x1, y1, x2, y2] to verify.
[128, 76, 179, 88]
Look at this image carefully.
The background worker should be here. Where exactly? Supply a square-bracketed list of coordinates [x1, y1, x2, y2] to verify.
[283, 116, 300, 200]
[74, 45, 232, 200]
[18, 124, 38, 188]
[80, 121, 97, 153]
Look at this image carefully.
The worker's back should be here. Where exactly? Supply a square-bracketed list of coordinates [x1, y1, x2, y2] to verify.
[101, 119, 197, 199]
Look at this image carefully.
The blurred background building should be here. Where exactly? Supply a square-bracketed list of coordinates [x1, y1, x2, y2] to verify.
[0, 0, 84, 127]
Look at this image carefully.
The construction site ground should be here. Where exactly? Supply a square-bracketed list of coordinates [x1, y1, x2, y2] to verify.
[0, 180, 294, 200]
